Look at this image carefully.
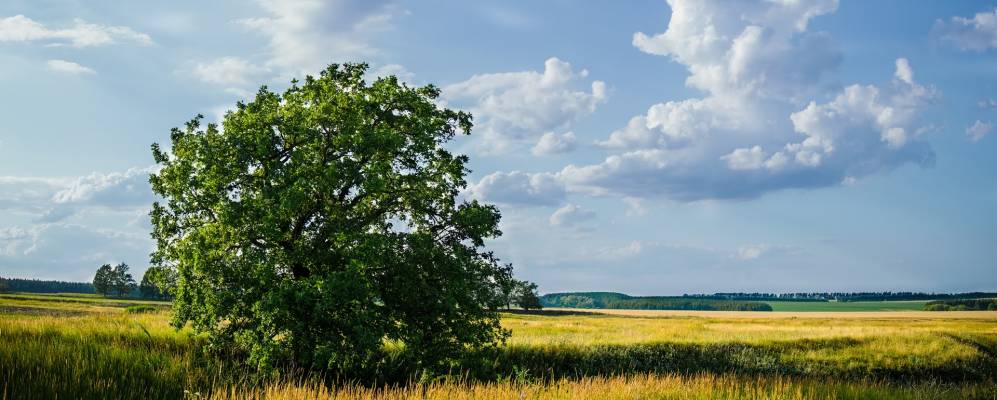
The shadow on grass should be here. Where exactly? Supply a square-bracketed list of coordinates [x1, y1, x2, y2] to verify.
[0, 305, 92, 317]
[501, 309, 605, 317]
[3, 321, 995, 400]
[485, 338, 997, 383]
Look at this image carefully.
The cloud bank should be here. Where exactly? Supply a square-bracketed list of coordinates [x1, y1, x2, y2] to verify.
[472, 0, 939, 204]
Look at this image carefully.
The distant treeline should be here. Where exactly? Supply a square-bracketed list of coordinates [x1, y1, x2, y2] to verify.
[541, 291, 997, 311]
[540, 292, 773, 311]
[685, 291, 997, 302]
[0, 277, 151, 299]
[0, 277, 95, 294]
[924, 299, 997, 311]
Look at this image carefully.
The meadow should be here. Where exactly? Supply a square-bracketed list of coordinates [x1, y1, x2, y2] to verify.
[1, 293, 995, 399]
[763, 300, 929, 312]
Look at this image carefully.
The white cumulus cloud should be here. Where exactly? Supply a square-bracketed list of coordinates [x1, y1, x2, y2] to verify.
[444, 57, 606, 154]
[0, 167, 156, 223]
[532, 132, 577, 155]
[0, 15, 152, 47]
[465, 171, 565, 206]
[236, 0, 404, 78]
[520, 0, 938, 202]
[0, 167, 158, 280]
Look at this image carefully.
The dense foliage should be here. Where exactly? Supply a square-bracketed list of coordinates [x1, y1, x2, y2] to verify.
[0, 277, 95, 294]
[540, 292, 773, 311]
[515, 281, 543, 310]
[149, 63, 513, 378]
[139, 266, 176, 300]
[92, 263, 135, 297]
[925, 299, 997, 311]
[496, 279, 542, 310]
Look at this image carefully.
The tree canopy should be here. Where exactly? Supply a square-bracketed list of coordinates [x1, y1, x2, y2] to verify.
[140, 266, 176, 299]
[149, 63, 513, 377]
[93, 264, 113, 296]
[93, 263, 135, 297]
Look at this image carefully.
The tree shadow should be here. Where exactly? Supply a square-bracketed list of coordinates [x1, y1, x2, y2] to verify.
[480, 337, 997, 383]
[501, 309, 604, 317]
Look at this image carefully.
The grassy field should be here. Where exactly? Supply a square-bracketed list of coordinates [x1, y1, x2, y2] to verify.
[1, 293, 995, 399]
[764, 300, 929, 312]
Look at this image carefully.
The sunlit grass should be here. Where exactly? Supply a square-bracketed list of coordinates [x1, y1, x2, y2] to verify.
[765, 300, 929, 312]
[1, 293, 995, 399]
[205, 374, 996, 400]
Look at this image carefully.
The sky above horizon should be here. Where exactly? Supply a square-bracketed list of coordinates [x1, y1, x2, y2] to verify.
[1, 0, 996, 295]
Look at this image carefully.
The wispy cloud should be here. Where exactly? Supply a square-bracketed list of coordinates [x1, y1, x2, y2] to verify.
[0, 15, 152, 47]
[46, 59, 96, 75]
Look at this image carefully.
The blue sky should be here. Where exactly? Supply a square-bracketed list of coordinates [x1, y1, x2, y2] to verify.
[1, 0, 995, 294]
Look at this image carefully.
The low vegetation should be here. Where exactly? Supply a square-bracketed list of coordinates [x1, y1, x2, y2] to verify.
[541, 292, 773, 311]
[124, 305, 158, 314]
[765, 300, 929, 312]
[926, 299, 997, 311]
[1, 293, 994, 399]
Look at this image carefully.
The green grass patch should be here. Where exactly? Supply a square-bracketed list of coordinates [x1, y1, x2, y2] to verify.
[0, 293, 170, 309]
[1, 293, 995, 399]
[765, 300, 928, 312]
[124, 305, 158, 314]
[925, 299, 997, 311]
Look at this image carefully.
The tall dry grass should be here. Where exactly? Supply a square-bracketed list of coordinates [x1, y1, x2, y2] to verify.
[205, 374, 996, 400]
[1, 294, 995, 399]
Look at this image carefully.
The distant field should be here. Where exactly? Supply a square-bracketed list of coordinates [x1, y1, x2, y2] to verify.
[1, 293, 995, 399]
[0, 292, 170, 310]
[765, 300, 929, 312]
[546, 307, 997, 319]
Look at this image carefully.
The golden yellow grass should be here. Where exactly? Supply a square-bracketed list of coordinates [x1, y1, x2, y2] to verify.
[502, 312, 997, 346]
[2, 294, 996, 399]
[498, 312, 996, 376]
[204, 374, 994, 400]
[545, 307, 997, 319]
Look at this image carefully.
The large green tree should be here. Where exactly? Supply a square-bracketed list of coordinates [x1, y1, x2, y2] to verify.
[150, 63, 512, 376]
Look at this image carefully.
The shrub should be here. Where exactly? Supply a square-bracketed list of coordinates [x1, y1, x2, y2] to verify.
[125, 305, 157, 314]
[924, 299, 997, 311]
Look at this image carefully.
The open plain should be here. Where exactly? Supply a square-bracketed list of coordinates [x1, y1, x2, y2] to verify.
[2, 293, 995, 399]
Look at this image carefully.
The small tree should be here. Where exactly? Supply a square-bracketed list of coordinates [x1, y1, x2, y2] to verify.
[110, 263, 134, 297]
[514, 280, 542, 310]
[150, 63, 513, 377]
[495, 275, 519, 310]
[93, 264, 113, 296]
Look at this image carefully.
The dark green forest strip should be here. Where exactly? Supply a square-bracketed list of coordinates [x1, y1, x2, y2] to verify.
[540, 292, 773, 311]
